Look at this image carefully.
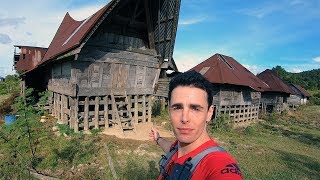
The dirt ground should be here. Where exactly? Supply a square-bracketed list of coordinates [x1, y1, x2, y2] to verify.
[102, 122, 174, 141]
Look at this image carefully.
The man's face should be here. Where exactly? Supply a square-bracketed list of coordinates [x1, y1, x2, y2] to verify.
[169, 86, 213, 144]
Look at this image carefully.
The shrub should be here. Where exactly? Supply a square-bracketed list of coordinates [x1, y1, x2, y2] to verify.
[212, 114, 232, 131]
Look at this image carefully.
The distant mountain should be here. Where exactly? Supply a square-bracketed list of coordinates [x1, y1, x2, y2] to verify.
[272, 66, 320, 90]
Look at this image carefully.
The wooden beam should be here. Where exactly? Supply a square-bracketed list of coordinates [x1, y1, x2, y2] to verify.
[94, 96, 99, 129]
[134, 95, 138, 123]
[144, 0, 155, 49]
[74, 97, 79, 132]
[104, 96, 109, 128]
[148, 95, 152, 122]
[84, 97, 89, 131]
[142, 95, 146, 123]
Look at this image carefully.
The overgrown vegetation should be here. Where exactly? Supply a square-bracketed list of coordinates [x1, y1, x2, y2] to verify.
[0, 74, 20, 95]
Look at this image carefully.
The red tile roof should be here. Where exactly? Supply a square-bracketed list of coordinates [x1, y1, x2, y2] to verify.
[41, 2, 112, 64]
[291, 84, 311, 97]
[257, 69, 296, 94]
[190, 53, 269, 91]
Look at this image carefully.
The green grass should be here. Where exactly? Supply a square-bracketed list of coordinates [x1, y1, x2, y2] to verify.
[210, 105, 320, 180]
[1, 102, 319, 179]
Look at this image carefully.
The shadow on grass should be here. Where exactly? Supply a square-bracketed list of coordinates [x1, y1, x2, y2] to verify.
[272, 149, 320, 179]
[262, 123, 320, 148]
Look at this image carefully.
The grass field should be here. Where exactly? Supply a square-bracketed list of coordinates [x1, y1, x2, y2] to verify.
[0, 104, 319, 179]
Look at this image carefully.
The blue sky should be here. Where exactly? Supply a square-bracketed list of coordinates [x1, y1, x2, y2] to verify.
[0, 0, 319, 77]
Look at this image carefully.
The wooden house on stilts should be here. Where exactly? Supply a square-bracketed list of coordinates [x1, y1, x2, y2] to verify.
[287, 84, 311, 107]
[191, 53, 269, 124]
[257, 69, 295, 113]
[13, 0, 181, 133]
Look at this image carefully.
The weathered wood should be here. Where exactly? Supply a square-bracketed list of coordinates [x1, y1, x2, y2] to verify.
[134, 95, 138, 123]
[69, 97, 75, 129]
[104, 96, 109, 128]
[143, 0, 155, 49]
[148, 95, 152, 122]
[74, 97, 79, 132]
[142, 95, 146, 123]
[94, 96, 99, 129]
[84, 97, 89, 131]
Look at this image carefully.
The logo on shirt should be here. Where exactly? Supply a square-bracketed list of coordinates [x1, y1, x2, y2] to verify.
[221, 163, 242, 176]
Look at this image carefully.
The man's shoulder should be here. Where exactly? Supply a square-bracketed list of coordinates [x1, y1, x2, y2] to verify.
[192, 150, 243, 179]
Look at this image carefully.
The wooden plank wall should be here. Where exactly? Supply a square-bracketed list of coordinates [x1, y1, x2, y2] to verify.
[51, 92, 153, 132]
[216, 104, 260, 123]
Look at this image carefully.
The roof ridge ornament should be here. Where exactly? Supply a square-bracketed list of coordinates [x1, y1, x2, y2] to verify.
[62, 15, 93, 46]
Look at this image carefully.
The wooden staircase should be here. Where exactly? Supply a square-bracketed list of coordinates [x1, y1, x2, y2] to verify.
[111, 92, 136, 134]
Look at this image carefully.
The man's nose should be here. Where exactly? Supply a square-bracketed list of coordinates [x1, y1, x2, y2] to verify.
[181, 108, 189, 123]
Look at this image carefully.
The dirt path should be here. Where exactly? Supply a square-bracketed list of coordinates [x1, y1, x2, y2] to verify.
[102, 122, 174, 141]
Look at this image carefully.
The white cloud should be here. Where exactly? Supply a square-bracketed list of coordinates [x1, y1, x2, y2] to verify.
[313, 57, 320, 62]
[179, 16, 207, 25]
[290, 68, 302, 73]
[243, 64, 262, 75]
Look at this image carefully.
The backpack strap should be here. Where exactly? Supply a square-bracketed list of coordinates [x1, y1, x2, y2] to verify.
[188, 146, 225, 174]
[159, 144, 178, 178]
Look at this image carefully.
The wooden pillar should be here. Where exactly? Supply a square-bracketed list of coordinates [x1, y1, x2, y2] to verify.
[84, 97, 89, 131]
[134, 95, 138, 124]
[52, 93, 56, 117]
[69, 97, 75, 129]
[104, 96, 109, 129]
[57, 94, 61, 121]
[142, 95, 146, 123]
[94, 96, 99, 129]
[74, 97, 79, 132]
[62, 95, 68, 124]
[148, 95, 152, 122]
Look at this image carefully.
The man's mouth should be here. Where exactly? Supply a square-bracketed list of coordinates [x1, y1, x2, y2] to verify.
[178, 128, 193, 134]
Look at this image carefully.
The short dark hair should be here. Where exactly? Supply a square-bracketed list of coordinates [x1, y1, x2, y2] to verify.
[168, 70, 213, 108]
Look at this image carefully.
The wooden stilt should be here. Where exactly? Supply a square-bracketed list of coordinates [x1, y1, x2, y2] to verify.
[104, 96, 109, 128]
[148, 95, 152, 122]
[74, 97, 79, 132]
[134, 95, 138, 124]
[142, 95, 146, 123]
[84, 96, 89, 131]
[94, 96, 99, 129]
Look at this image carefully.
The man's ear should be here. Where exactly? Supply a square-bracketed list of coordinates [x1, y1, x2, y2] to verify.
[206, 105, 214, 123]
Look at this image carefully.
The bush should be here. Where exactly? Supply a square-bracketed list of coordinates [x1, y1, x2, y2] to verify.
[212, 114, 232, 131]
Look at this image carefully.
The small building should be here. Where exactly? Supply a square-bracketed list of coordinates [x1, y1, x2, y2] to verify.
[13, 45, 48, 94]
[13, 0, 181, 133]
[191, 53, 269, 124]
[0, 76, 5, 82]
[288, 84, 311, 106]
[257, 69, 295, 113]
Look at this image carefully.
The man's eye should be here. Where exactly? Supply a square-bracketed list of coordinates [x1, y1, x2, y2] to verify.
[191, 106, 201, 111]
[172, 106, 182, 110]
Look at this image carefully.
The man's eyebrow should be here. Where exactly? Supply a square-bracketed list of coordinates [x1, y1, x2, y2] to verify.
[170, 103, 182, 107]
[190, 104, 204, 109]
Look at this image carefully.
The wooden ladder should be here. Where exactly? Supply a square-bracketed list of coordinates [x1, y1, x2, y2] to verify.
[111, 91, 136, 134]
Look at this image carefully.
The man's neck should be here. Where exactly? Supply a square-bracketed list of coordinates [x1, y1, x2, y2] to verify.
[177, 133, 211, 157]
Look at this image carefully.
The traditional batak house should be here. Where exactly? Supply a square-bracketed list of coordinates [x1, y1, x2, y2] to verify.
[13, 0, 181, 133]
[257, 69, 295, 113]
[13, 45, 48, 94]
[191, 53, 269, 124]
[287, 84, 311, 107]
